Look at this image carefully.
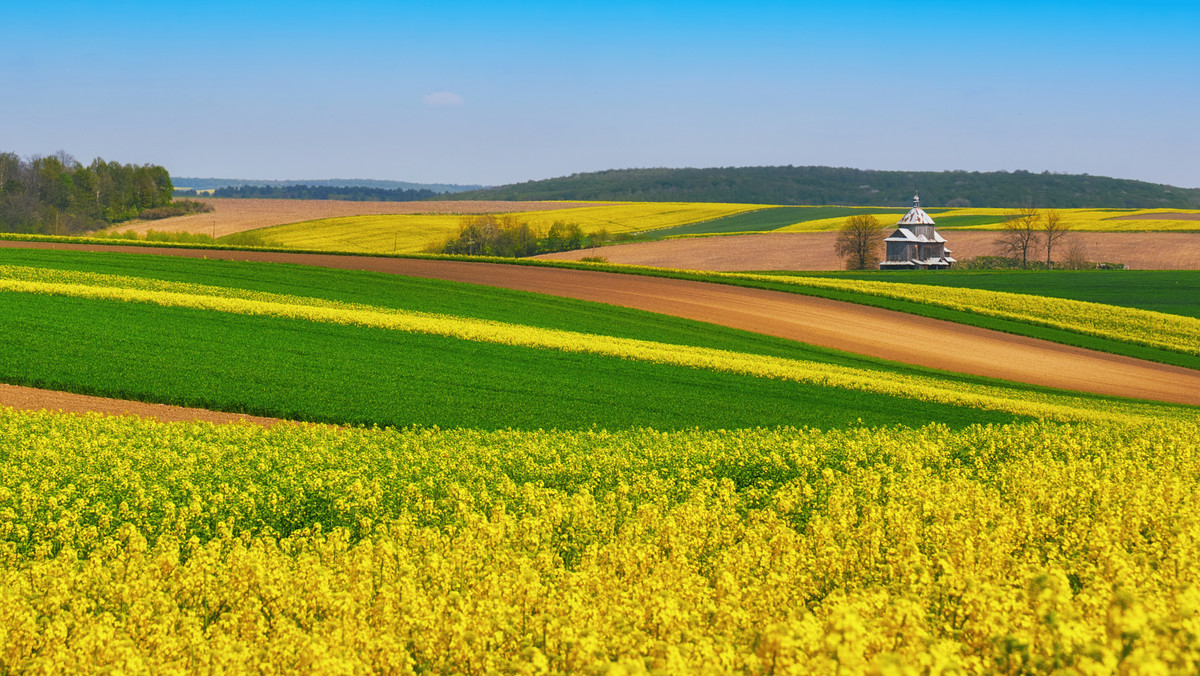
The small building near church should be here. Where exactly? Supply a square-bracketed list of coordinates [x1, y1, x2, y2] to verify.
[880, 194, 955, 270]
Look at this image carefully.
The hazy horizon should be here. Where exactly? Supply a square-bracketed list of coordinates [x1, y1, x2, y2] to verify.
[5, 0, 1198, 189]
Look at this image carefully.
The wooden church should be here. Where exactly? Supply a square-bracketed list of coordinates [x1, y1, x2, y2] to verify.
[880, 195, 955, 270]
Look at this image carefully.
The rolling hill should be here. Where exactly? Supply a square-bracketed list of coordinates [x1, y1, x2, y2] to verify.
[444, 166, 1200, 209]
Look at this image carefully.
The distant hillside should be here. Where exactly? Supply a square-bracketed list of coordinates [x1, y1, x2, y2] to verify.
[445, 167, 1200, 209]
[174, 178, 484, 194]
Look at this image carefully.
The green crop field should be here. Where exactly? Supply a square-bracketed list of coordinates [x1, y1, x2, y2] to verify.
[790, 269, 1200, 318]
[655, 206, 918, 236]
[7, 290, 1028, 430]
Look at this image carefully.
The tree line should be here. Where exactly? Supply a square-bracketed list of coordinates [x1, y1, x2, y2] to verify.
[445, 166, 1200, 209]
[0, 152, 179, 234]
[184, 184, 439, 201]
[440, 215, 609, 257]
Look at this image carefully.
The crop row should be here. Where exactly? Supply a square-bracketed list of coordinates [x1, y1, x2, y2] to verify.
[2, 409, 1198, 671]
[807, 269, 1200, 320]
[1, 265, 1185, 424]
[736, 272, 1200, 357]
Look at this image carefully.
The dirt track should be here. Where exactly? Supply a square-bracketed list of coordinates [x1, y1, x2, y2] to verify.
[538, 231, 1200, 271]
[0, 383, 286, 426]
[3, 241, 1200, 419]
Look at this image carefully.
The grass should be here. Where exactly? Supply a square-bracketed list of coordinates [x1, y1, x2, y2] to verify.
[656, 206, 921, 236]
[0, 291, 1027, 430]
[929, 214, 1013, 228]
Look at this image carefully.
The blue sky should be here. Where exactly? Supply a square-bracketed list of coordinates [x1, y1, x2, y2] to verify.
[3, 1, 1198, 188]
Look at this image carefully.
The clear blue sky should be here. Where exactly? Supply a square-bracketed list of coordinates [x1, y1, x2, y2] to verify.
[3, 0, 1198, 188]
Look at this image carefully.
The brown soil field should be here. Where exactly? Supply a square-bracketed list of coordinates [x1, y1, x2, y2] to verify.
[114, 198, 602, 238]
[1112, 212, 1200, 221]
[538, 231, 1200, 270]
[3, 242, 1200, 414]
[0, 383, 284, 426]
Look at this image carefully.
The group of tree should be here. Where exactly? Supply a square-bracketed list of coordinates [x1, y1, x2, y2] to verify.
[440, 215, 609, 257]
[994, 207, 1086, 269]
[445, 166, 1200, 209]
[184, 184, 439, 202]
[0, 151, 184, 234]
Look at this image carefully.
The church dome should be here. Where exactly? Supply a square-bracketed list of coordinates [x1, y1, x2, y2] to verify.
[897, 194, 936, 225]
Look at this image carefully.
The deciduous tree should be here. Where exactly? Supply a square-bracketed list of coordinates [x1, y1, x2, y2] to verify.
[1042, 209, 1070, 267]
[835, 214, 886, 270]
[996, 206, 1042, 268]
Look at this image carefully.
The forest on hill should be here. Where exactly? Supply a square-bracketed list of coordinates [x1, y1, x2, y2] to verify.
[0, 152, 190, 234]
[180, 184, 441, 201]
[173, 177, 483, 193]
[446, 166, 1200, 209]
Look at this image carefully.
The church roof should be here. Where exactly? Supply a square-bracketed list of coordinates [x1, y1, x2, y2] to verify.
[885, 227, 946, 244]
[897, 194, 936, 226]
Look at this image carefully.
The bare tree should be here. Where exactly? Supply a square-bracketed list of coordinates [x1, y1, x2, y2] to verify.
[1062, 236, 1090, 270]
[835, 214, 886, 270]
[995, 206, 1042, 268]
[1042, 209, 1070, 267]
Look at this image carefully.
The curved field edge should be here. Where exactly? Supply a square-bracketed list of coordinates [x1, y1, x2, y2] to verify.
[734, 273, 1200, 357]
[2, 239, 1197, 371]
[3, 410, 1199, 670]
[0, 248, 1113, 398]
[0, 267, 1193, 426]
[474, 257, 1200, 371]
[791, 270, 1200, 320]
[0, 292, 1026, 431]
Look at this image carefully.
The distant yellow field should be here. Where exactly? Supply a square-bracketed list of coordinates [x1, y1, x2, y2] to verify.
[772, 207, 1200, 233]
[251, 202, 761, 253]
[936, 207, 1200, 232]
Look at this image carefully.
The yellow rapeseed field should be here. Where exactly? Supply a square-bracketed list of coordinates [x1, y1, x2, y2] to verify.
[931, 207, 1200, 232]
[2, 410, 1199, 672]
[250, 202, 761, 253]
[774, 207, 1200, 233]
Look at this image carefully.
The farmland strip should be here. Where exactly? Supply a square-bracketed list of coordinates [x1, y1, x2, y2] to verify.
[3, 241, 1200, 406]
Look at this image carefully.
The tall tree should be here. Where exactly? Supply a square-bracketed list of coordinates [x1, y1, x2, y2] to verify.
[996, 206, 1042, 268]
[835, 214, 886, 270]
[1042, 209, 1070, 267]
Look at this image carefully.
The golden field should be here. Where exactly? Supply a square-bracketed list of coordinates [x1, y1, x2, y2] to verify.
[250, 202, 760, 253]
[3, 411, 1199, 672]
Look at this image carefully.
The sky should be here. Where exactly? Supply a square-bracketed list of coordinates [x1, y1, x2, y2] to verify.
[3, 0, 1198, 188]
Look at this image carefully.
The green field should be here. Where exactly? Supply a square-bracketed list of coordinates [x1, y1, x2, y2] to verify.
[4, 249, 1111, 430]
[784, 269, 1200, 319]
[655, 206, 918, 236]
[926, 213, 1012, 228]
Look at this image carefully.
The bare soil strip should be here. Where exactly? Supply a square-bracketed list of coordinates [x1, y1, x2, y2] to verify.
[3, 241, 1200, 412]
[115, 198, 603, 237]
[538, 231, 1200, 271]
[0, 383, 284, 426]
